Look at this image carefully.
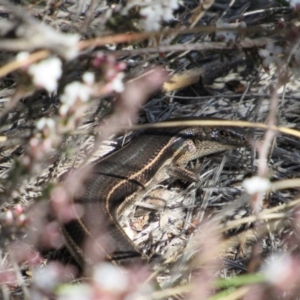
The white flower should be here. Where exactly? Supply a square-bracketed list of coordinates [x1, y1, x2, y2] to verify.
[36, 118, 56, 131]
[139, 0, 180, 31]
[93, 263, 128, 293]
[82, 72, 95, 85]
[61, 82, 91, 105]
[28, 57, 62, 92]
[33, 265, 59, 292]
[16, 52, 30, 61]
[215, 30, 236, 43]
[57, 284, 92, 300]
[110, 72, 125, 93]
[262, 253, 299, 291]
[258, 42, 283, 67]
[140, 5, 162, 31]
[59, 81, 92, 116]
[243, 176, 271, 195]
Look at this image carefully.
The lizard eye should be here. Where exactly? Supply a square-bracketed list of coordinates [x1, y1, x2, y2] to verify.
[218, 130, 229, 137]
[213, 129, 231, 138]
[217, 128, 246, 142]
[211, 128, 247, 145]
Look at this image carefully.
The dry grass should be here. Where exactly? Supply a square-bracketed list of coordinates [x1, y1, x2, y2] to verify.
[0, 0, 300, 299]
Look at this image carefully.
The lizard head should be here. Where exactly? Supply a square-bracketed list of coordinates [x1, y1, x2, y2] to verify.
[205, 127, 248, 147]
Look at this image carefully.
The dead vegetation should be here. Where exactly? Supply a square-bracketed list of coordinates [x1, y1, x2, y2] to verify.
[0, 0, 300, 299]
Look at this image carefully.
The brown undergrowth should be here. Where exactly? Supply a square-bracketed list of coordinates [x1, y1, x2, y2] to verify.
[0, 0, 300, 299]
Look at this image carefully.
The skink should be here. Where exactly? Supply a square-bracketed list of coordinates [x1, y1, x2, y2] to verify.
[61, 118, 247, 268]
